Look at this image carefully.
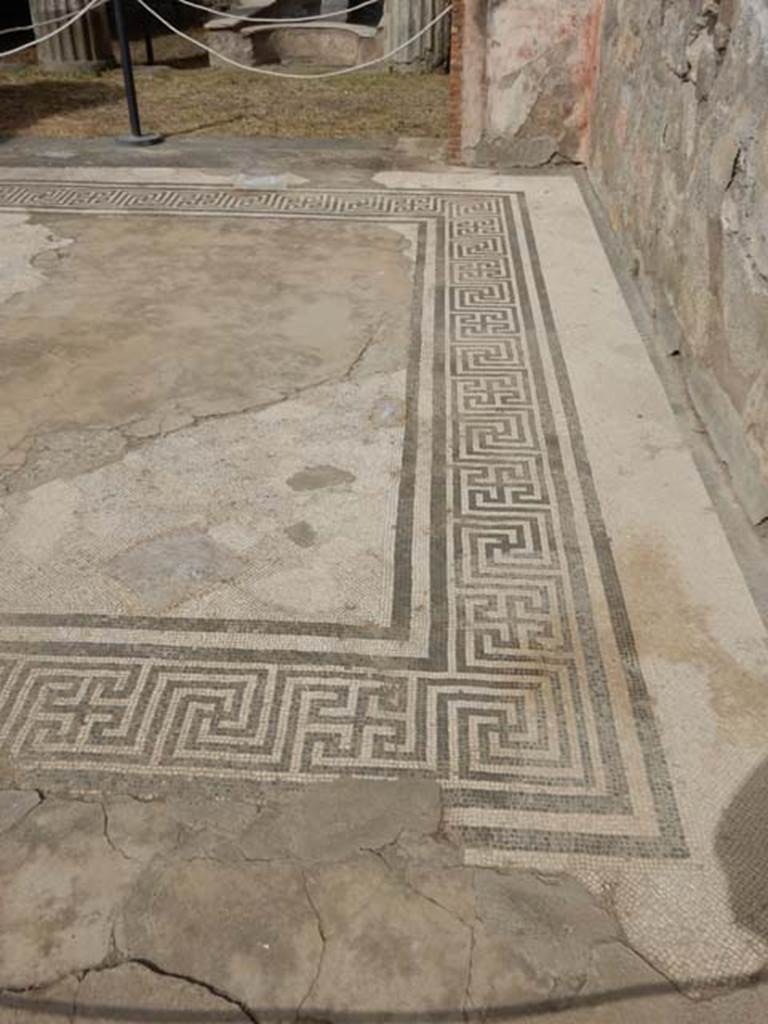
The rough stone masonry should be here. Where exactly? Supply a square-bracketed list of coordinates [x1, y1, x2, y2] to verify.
[456, 0, 768, 523]
[589, 0, 768, 524]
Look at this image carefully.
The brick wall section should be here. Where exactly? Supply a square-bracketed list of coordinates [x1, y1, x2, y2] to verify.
[447, 0, 464, 162]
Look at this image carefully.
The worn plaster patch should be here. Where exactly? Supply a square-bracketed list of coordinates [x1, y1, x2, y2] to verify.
[235, 172, 310, 189]
[106, 528, 246, 613]
[620, 537, 768, 744]
[1, 426, 128, 497]
[0, 790, 41, 835]
[370, 395, 406, 428]
[0, 213, 72, 306]
[286, 465, 356, 491]
[284, 520, 318, 548]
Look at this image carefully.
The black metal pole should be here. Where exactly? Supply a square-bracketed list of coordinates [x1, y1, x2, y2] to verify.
[112, 0, 163, 145]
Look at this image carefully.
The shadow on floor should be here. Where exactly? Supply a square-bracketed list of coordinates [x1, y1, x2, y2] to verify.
[159, 52, 208, 70]
[716, 755, 768, 947]
[1, 971, 766, 1022]
[0, 78, 120, 136]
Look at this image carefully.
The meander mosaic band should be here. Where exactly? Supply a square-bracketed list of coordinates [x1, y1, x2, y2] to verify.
[0, 182, 687, 860]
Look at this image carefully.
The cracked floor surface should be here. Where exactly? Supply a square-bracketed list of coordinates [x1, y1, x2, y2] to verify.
[3, 781, 768, 1023]
[0, 209, 412, 624]
[0, 159, 767, 1022]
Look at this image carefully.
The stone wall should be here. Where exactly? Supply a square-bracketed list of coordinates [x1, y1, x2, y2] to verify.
[458, 0, 604, 166]
[588, 0, 768, 522]
[456, 0, 768, 522]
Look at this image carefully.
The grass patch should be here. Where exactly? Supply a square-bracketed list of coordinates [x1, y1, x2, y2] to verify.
[0, 30, 449, 140]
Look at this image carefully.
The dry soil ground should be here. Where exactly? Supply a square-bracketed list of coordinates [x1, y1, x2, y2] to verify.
[0, 27, 449, 139]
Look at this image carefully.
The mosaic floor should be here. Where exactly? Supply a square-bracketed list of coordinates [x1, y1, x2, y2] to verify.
[0, 171, 766, 984]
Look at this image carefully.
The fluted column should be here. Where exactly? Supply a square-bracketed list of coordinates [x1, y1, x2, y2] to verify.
[383, 0, 451, 71]
[30, 0, 114, 70]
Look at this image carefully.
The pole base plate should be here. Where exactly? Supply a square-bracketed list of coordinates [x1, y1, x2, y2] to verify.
[116, 132, 165, 147]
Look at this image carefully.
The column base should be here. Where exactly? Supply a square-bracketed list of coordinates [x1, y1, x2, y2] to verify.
[116, 132, 165, 146]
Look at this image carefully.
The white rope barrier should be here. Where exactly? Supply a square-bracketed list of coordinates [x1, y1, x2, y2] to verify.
[0, 0, 108, 38]
[0, 11, 84, 36]
[135, 0, 452, 79]
[174, 0, 382, 26]
[0, 0, 103, 57]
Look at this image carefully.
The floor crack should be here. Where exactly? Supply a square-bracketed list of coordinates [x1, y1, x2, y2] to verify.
[342, 316, 385, 381]
[99, 801, 134, 863]
[0, 323, 394, 499]
[100, 957, 259, 1023]
[462, 868, 480, 1021]
[119, 321, 386, 449]
[297, 870, 327, 1022]
[463, 918, 477, 1022]
[0, 788, 45, 836]
[368, 845, 473, 929]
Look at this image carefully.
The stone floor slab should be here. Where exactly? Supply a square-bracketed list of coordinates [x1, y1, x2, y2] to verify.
[0, 799, 140, 988]
[75, 963, 251, 1024]
[119, 859, 322, 1018]
[0, 788, 40, 834]
[237, 777, 442, 863]
[304, 853, 471, 1017]
[0, 977, 78, 1024]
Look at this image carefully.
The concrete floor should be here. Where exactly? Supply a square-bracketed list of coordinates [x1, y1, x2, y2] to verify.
[0, 144, 767, 1023]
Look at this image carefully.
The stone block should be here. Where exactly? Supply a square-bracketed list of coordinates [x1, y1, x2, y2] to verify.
[119, 859, 322, 1017]
[0, 800, 140, 988]
[205, 26, 279, 67]
[244, 21, 381, 67]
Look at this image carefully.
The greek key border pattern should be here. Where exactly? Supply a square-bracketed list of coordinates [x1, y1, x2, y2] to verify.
[0, 183, 688, 859]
